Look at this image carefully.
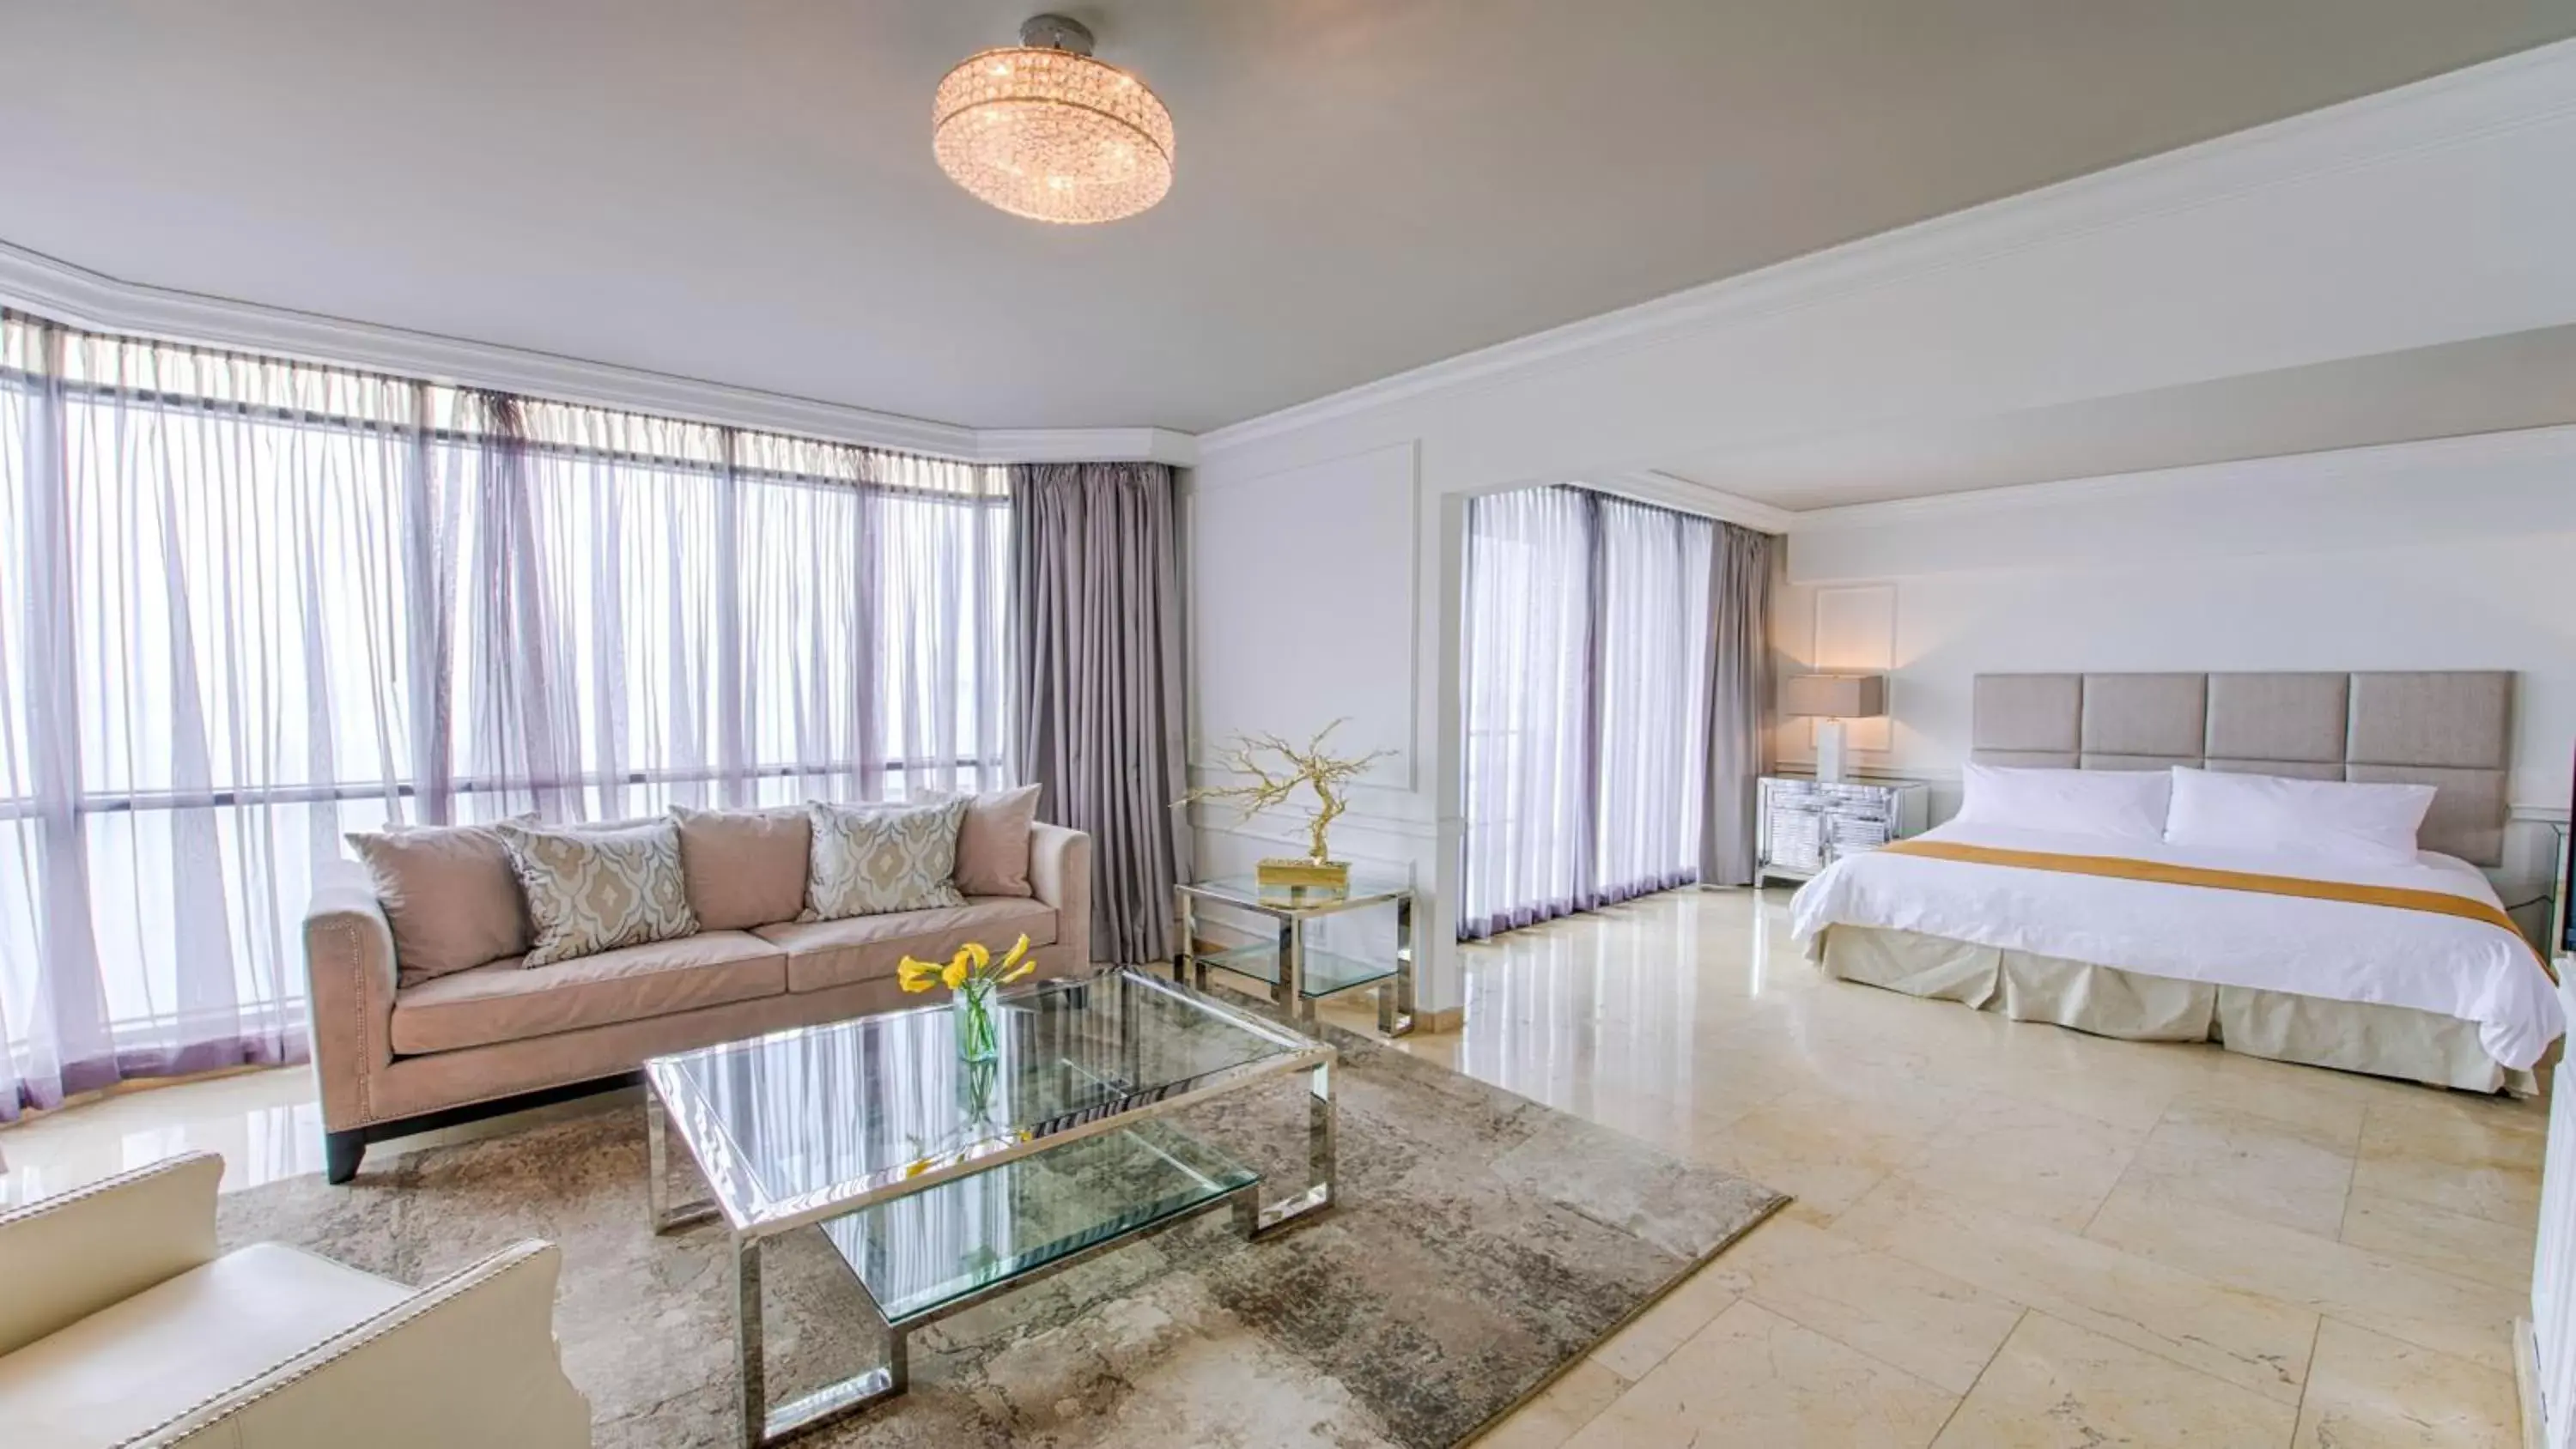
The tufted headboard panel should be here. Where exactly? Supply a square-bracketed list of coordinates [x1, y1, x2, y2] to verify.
[1970, 671, 2514, 866]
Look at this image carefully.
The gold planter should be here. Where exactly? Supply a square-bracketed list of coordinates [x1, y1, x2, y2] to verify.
[1256, 857, 1350, 896]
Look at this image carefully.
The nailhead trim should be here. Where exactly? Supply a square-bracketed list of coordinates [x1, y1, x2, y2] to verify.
[0, 1150, 218, 1229]
[124, 1241, 557, 1447]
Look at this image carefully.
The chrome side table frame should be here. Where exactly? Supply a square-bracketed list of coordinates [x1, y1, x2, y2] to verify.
[1173, 879, 1417, 1037]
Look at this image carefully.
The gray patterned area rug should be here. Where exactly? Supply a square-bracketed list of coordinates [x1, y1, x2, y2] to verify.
[216, 1028, 1783, 1448]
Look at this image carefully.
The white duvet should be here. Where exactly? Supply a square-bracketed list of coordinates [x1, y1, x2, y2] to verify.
[1788, 821, 2566, 1070]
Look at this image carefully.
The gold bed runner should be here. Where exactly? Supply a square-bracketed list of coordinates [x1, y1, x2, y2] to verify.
[1880, 838, 2555, 980]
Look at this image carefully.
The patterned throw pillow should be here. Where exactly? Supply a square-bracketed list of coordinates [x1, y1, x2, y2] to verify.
[495, 818, 699, 967]
[801, 797, 970, 922]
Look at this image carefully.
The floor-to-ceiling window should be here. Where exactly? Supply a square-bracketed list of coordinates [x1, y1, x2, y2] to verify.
[1458, 485, 1714, 940]
[0, 309, 1009, 1118]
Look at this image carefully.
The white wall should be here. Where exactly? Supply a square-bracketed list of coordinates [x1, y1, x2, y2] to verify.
[1186, 45, 2576, 1013]
[1778, 427, 2576, 885]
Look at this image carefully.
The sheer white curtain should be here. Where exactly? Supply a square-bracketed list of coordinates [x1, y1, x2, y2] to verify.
[1458, 486, 1713, 941]
[1, 315, 419, 1114]
[1594, 494, 1713, 897]
[0, 309, 1012, 1118]
[1459, 488, 1593, 939]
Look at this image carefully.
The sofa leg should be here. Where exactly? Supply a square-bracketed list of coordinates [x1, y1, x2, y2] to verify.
[325, 1129, 366, 1185]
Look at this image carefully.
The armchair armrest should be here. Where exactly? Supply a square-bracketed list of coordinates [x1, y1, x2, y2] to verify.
[1030, 822, 1095, 970]
[140, 1240, 591, 1449]
[0, 1152, 222, 1357]
[303, 859, 397, 1137]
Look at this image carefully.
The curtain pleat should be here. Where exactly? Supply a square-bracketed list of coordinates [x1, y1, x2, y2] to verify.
[0, 308, 1012, 1118]
[1010, 462, 1188, 966]
[1700, 524, 1775, 886]
[1460, 486, 1747, 941]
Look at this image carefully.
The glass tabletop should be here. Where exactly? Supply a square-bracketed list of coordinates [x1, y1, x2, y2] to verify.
[1180, 870, 1413, 915]
[644, 969, 1319, 1234]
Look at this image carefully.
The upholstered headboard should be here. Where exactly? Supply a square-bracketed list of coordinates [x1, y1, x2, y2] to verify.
[1970, 671, 2515, 866]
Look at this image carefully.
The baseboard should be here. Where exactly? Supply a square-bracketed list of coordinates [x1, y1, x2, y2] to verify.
[2518, 1317, 2546, 1449]
[1416, 1005, 1467, 1034]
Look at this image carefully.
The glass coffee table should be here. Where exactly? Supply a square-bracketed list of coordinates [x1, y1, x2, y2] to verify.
[643, 969, 1334, 1446]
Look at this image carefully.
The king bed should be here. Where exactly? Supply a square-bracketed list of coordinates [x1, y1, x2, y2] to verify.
[1789, 670, 2564, 1095]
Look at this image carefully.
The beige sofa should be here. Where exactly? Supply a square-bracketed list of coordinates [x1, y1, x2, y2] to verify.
[305, 820, 1092, 1182]
[0, 1152, 589, 1447]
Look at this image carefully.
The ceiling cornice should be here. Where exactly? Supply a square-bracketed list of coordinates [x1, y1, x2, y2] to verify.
[1592, 470, 1797, 534]
[1784, 422, 2576, 532]
[0, 238, 1197, 466]
[1194, 37, 2576, 463]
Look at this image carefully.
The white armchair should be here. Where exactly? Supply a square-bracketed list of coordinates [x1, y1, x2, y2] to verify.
[0, 1151, 590, 1448]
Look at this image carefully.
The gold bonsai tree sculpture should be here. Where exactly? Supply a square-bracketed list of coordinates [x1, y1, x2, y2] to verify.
[1182, 719, 1392, 868]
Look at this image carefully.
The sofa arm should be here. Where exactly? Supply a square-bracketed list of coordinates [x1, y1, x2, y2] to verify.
[303, 860, 398, 1136]
[141, 1240, 591, 1449]
[0, 1152, 222, 1357]
[1030, 822, 1095, 970]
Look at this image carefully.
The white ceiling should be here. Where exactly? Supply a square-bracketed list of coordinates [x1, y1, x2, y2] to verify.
[4, 1, 2573, 433]
[1662, 325, 2576, 512]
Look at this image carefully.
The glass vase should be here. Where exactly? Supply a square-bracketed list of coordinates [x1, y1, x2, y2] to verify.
[952, 978, 999, 1064]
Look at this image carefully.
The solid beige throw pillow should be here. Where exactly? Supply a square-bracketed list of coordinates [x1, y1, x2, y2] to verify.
[496, 818, 699, 967]
[671, 805, 812, 931]
[801, 797, 969, 921]
[952, 785, 1041, 897]
[347, 820, 536, 988]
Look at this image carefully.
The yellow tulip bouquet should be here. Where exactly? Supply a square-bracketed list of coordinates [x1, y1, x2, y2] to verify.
[899, 933, 1035, 1063]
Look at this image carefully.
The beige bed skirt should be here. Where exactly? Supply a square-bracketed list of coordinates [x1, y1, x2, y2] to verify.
[1813, 925, 2538, 1097]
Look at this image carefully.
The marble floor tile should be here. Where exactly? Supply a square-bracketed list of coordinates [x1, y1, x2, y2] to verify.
[2086, 1180, 2522, 1373]
[2352, 1098, 2544, 1228]
[2109, 1096, 2357, 1237]
[2291, 1318, 2519, 1449]
[1471, 1357, 1626, 1449]
[1587, 1248, 1746, 1381]
[1693, 1215, 2025, 1394]
[1899, 1094, 2148, 1232]
[1836, 1174, 2318, 1404]
[1565, 1300, 1957, 1449]
[1931, 1311, 2298, 1448]
[2339, 1189, 2538, 1294]
[1688, 1084, 1940, 1223]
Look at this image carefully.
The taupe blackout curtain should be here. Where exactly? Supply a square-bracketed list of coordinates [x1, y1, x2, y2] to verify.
[1011, 462, 1190, 964]
[1698, 522, 1775, 886]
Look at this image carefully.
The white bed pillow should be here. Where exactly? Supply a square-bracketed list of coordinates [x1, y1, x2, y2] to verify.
[2162, 767, 2435, 869]
[1953, 763, 2172, 843]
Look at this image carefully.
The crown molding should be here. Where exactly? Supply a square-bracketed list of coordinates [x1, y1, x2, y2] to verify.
[1195, 38, 2576, 462]
[1592, 470, 1796, 534]
[1783, 422, 2576, 532]
[977, 427, 1198, 465]
[0, 238, 1198, 465]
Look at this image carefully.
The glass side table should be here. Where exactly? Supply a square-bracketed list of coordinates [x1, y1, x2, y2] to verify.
[1174, 872, 1416, 1036]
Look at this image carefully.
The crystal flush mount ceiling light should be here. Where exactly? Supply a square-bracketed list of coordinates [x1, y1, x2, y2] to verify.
[933, 14, 1176, 225]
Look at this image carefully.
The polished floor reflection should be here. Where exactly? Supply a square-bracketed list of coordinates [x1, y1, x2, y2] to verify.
[1321, 888, 2542, 1449]
[3, 887, 2546, 1446]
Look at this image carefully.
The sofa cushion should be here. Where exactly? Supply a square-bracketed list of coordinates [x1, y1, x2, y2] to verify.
[0, 1243, 408, 1447]
[952, 785, 1041, 897]
[801, 797, 969, 921]
[496, 818, 700, 967]
[346, 820, 534, 987]
[671, 805, 811, 931]
[390, 931, 784, 1056]
[756, 898, 1056, 995]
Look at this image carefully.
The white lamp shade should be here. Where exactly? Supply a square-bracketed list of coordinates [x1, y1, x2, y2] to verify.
[1781, 673, 1887, 720]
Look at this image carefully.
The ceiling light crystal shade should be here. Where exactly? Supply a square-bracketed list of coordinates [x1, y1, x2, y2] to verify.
[933, 18, 1174, 225]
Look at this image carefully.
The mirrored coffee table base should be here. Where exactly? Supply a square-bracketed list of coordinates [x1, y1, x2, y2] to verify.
[642, 970, 1337, 1446]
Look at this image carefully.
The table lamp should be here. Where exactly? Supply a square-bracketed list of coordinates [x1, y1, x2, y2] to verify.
[1782, 673, 1887, 785]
